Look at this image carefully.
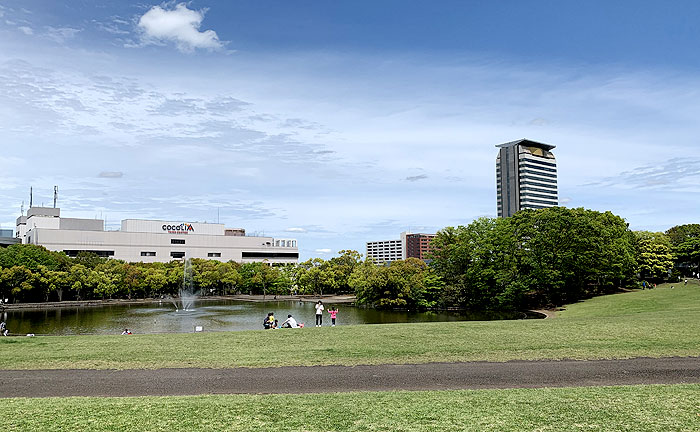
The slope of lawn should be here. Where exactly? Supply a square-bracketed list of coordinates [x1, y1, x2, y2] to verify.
[2, 384, 699, 432]
[557, 279, 700, 319]
[0, 282, 698, 370]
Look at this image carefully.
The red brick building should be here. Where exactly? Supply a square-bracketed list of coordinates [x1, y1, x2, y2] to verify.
[403, 232, 436, 261]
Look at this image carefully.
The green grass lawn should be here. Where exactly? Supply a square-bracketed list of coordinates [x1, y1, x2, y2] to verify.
[2, 384, 699, 432]
[1, 281, 698, 370]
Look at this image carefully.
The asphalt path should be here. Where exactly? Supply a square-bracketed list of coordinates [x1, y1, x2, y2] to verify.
[1, 357, 698, 398]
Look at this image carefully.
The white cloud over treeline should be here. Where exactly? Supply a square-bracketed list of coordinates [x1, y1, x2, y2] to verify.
[137, 3, 225, 52]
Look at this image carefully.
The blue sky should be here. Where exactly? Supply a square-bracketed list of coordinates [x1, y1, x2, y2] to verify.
[1, 1, 699, 259]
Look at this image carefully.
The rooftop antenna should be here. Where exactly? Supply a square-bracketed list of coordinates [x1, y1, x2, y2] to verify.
[21, 201, 24, 216]
[29, 186, 33, 208]
[53, 186, 58, 208]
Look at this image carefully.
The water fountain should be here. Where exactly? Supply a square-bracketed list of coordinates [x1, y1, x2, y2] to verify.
[176, 258, 198, 311]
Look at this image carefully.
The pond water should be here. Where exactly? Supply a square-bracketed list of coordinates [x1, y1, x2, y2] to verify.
[1, 300, 533, 336]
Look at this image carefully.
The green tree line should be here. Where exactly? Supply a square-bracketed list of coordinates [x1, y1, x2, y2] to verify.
[1, 208, 698, 310]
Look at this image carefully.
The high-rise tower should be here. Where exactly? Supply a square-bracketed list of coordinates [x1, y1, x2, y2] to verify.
[496, 139, 558, 218]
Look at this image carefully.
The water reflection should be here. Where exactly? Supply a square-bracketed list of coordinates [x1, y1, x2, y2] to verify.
[3, 300, 528, 336]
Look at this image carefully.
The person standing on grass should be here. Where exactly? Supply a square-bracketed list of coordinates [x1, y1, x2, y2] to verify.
[314, 300, 324, 327]
[328, 307, 338, 326]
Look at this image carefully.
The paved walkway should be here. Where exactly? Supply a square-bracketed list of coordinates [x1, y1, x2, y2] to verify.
[1, 357, 698, 398]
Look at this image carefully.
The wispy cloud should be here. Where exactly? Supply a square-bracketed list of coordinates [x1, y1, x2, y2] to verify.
[45, 26, 81, 43]
[98, 171, 124, 179]
[584, 157, 700, 191]
[405, 174, 428, 182]
[93, 16, 131, 36]
[18, 26, 32, 35]
[315, 248, 332, 254]
[136, 3, 226, 52]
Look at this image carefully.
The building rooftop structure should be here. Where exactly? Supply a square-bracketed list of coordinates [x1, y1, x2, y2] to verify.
[496, 138, 556, 151]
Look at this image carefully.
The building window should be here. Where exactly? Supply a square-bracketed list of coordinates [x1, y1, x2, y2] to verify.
[63, 250, 115, 258]
[207, 252, 221, 257]
[242, 251, 299, 259]
[170, 251, 185, 259]
[140, 251, 156, 257]
[171, 239, 185, 244]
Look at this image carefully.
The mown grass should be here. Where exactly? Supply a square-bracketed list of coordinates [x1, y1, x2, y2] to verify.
[557, 279, 700, 319]
[0, 281, 698, 370]
[2, 384, 699, 432]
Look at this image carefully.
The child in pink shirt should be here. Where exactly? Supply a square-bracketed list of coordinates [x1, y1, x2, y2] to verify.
[328, 307, 338, 326]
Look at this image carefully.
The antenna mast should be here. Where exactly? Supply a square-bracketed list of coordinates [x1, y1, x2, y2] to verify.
[29, 186, 33, 208]
[53, 186, 58, 208]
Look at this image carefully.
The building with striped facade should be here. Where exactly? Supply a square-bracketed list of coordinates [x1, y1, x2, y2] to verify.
[496, 139, 558, 218]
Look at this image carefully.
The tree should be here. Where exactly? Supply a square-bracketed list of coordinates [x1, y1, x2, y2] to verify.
[429, 207, 638, 310]
[0, 265, 34, 303]
[635, 231, 674, 283]
[0, 244, 70, 272]
[143, 266, 168, 298]
[297, 258, 327, 295]
[350, 258, 437, 310]
[666, 224, 700, 276]
[68, 264, 90, 300]
[327, 250, 363, 293]
[123, 264, 145, 299]
[240, 262, 279, 297]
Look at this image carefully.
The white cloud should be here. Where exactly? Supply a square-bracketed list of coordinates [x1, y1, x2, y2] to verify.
[285, 227, 307, 233]
[18, 26, 33, 35]
[315, 248, 332, 254]
[137, 3, 225, 52]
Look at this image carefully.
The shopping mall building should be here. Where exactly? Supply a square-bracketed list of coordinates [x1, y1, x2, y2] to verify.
[15, 207, 298, 264]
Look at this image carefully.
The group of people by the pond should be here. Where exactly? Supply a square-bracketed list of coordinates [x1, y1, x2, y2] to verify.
[263, 301, 339, 329]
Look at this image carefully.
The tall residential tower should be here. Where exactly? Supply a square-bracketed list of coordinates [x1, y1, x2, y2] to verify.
[496, 139, 558, 218]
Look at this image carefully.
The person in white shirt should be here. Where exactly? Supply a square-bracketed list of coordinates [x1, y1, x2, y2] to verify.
[281, 314, 299, 328]
[314, 300, 324, 327]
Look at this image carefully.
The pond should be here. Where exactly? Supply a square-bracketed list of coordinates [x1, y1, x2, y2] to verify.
[1, 299, 534, 336]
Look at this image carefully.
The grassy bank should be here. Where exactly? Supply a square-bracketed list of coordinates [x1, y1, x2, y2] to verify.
[1, 281, 698, 370]
[3, 384, 699, 431]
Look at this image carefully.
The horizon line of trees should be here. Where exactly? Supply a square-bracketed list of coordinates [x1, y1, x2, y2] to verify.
[1, 207, 698, 310]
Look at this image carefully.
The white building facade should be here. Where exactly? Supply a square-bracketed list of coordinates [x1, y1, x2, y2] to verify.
[16, 207, 298, 264]
[365, 238, 404, 265]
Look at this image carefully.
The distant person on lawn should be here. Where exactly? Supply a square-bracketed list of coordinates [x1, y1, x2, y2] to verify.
[281, 314, 299, 328]
[263, 312, 276, 329]
[328, 307, 338, 326]
[315, 300, 324, 327]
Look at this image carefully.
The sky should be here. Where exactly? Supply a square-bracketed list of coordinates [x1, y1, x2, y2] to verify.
[1, 1, 699, 260]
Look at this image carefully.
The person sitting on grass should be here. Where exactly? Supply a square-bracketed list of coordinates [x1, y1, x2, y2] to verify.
[281, 314, 299, 328]
[121, 329, 132, 335]
[263, 312, 274, 329]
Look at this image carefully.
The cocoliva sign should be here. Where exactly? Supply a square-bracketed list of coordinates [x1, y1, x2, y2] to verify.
[162, 223, 195, 234]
